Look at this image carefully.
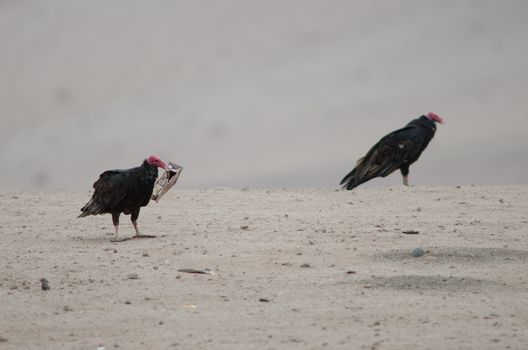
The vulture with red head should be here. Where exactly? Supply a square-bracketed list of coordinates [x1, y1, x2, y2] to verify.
[78, 155, 169, 241]
[340, 113, 444, 190]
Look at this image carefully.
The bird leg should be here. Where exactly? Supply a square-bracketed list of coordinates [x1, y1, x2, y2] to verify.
[400, 165, 410, 187]
[131, 209, 141, 237]
[110, 212, 127, 242]
[130, 209, 156, 239]
[132, 220, 140, 236]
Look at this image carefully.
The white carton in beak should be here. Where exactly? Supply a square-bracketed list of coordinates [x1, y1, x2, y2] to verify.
[151, 162, 183, 202]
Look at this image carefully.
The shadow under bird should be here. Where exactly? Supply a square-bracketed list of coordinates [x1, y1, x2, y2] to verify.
[77, 155, 169, 241]
[340, 112, 444, 190]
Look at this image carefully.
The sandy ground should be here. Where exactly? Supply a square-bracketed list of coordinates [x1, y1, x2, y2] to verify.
[0, 186, 527, 349]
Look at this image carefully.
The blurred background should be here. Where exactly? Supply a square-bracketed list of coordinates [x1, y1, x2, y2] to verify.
[1, 0, 527, 191]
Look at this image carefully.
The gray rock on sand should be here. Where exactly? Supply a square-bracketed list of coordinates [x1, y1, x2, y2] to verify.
[411, 248, 425, 257]
[127, 273, 139, 280]
[40, 278, 50, 291]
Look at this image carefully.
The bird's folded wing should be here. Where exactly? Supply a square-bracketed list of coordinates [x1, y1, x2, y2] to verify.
[354, 140, 412, 182]
[92, 171, 128, 209]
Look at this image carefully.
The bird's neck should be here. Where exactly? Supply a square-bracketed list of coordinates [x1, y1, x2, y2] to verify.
[419, 115, 436, 129]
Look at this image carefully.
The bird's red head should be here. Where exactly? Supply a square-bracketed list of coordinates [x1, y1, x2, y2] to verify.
[426, 112, 444, 124]
[147, 155, 168, 169]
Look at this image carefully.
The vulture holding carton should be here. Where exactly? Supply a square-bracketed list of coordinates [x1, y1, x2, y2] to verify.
[78, 155, 182, 241]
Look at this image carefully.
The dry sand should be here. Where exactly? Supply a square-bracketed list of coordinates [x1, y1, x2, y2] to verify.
[1, 186, 527, 349]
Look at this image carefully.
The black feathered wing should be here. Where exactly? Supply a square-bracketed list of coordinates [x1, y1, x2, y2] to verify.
[78, 170, 128, 217]
[340, 126, 418, 190]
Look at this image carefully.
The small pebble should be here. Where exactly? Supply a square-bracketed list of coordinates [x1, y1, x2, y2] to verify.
[300, 263, 311, 268]
[40, 278, 50, 291]
[240, 225, 249, 230]
[259, 298, 270, 302]
[411, 248, 425, 257]
[124, 300, 131, 305]
[127, 273, 139, 280]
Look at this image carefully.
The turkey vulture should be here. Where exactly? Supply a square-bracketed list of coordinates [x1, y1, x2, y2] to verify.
[340, 112, 444, 190]
[78, 155, 168, 241]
